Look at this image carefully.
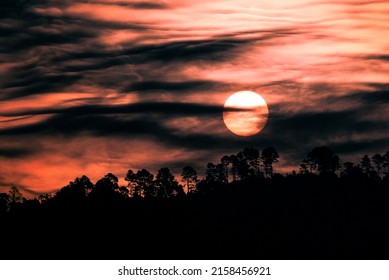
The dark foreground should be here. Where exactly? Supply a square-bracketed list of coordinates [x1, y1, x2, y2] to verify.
[1, 174, 389, 260]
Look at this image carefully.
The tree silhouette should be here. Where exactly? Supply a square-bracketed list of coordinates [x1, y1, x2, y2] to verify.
[181, 166, 199, 194]
[8, 186, 24, 210]
[205, 163, 218, 183]
[243, 147, 261, 178]
[156, 168, 183, 198]
[299, 159, 310, 174]
[261, 146, 279, 178]
[383, 151, 389, 176]
[119, 186, 130, 197]
[54, 175, 94, 207]
[125, 169, 140, 197]
[341, 162, 363, 178]
[38, 193, 52, 205]
[361, 155, 374, 177]
[103, 173, 119, 186]
[125, 169, 155, 198]
[90, 173, 123, 204]
[8, 186, 24, 203]
[220, 155, 230, 182]
[0, 193, 9, 213]
[2, 146, 389, 259]
[205, 161, 229, 183]
[222, 148, 263, 180]
[303, 146, 340, 175]
[216, 163, 228, 182]
[300, 157, 317, 174]
[234, 151, 251, 180]
[229, 154, 238, 181]
[372, 153, 384, 178]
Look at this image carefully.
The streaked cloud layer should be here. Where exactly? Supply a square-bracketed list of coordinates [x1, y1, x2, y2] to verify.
[1, 0, 388, 194]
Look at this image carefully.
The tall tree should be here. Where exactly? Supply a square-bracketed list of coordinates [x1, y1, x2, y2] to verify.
[226, 148, 262, 181]
[90, 173, 122, 204]
[55, 175, 94, 207]
[138, 169, 156, 198]
[231, 152, 250, 180]
[181, 166, 199, 194]
[205, 163, 217, 183]
[261, 146, 279, 178]
[341, 162, 363, 178]
[372, 153, 384, 178]
[38, 193, 52, 205]
[383, 151, 389, 177]
[125, 169, 140, 197]
[361, 155, 374, 177]
[119, 186, 130, 197]
[303, 146, 340, 175]
[220, 155, 230, 183]
[0, 193, 9, 213]
[243, 147, 261, 178]
[7, 186, 24, 212]
[97, 173, 119, 190]
[206, 161, 228, 183]
[125, 169, 155, 198]
[228, 154, 239, 181]
[8, 186, 24, 205]
[299, 159, 311, 174]
[156, 168, 183, 198]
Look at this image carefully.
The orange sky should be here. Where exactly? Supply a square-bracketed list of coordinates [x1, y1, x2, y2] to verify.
[0, 0, 389, 196]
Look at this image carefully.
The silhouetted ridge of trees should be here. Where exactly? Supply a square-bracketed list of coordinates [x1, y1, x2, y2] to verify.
[1, 146, 389, 212]
[1, 146, 389, 259]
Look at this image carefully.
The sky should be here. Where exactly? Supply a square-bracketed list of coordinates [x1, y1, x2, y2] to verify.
[0, 0, 389, 195]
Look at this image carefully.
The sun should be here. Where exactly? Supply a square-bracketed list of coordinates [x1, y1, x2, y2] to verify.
[223, 91, 269, 136]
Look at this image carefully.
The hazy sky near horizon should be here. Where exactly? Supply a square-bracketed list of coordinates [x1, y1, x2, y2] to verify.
[0, 0, 389, 195]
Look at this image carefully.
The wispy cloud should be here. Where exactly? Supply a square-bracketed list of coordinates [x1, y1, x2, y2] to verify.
[0, 0, 388, 194]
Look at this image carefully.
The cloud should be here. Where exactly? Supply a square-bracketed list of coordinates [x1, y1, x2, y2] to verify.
[315, 0, 389, 6]
[0, 101, 236, 117]
[92, 1, 169, 9]
[0, 101, 260, 153]
[0, 23, 96, 53]
[269, 109, 389, 142]
[121, 80, 228, 93]
[330, 138, 389, 155]
[0, 147, 35, 158]
[2, 72, 83, 99]
[0, 0, 389, 194]
[365, 55, 389, 61]
[346, 89, 389, 104]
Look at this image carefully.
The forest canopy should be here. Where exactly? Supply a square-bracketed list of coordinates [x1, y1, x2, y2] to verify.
[1, 146, 388, 212]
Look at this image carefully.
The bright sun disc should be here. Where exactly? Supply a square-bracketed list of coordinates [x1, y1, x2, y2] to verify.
[223, 91, 269, 136]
